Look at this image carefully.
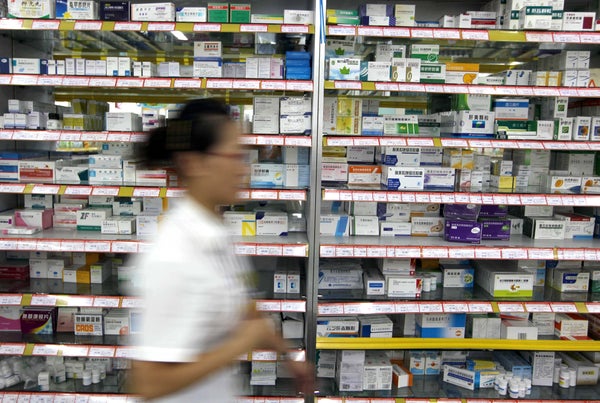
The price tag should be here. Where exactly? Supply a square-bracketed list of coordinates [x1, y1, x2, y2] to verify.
[11, 75, 38, 85]
[3, 393, 21, 403]
[0, 184, 26, 193]
[419, 302, 444, 313]
[92, 187, 119, 196]
[580, 32, 600, 43]
[280, 24, 309, 33]
[334, 81, 362, 90]
[328, 26, 356, 35]
[144, 78, 171, 88]
[257, 245, 283, 256]
[94, 297, 120, 308]
[469, 85, 495, 95]
[205, 79, 233, 89]
[256, 136, 284, 146]
[320, 245, 335, 257]
[38, 76, 64, 86]
[469, 139, 492, 148]
[415, 193, 431, 203]
[13, 131, 40, 140]
[387, 193, 402, 202]
[469, 302, 494, 313]
[31, 185, 60, 195]
[32, 20, 61, 30]
[585, 303, 600, 313]
[572, 142, 591, 150]
[16, 240, 37, 251]
[0, 74, 11, 85]
[62, 296, 94, 307]
[505, 195, 521, 205]
[335, 247, 354, 257]
[422, 247, 448, 258]
[121, 297, 143, 309]
[474, 248, 502, 259]
[74, 21, 102, 30]
[585, 249, 599, 261]
[434, 29, 460, 39]
[527, 248, 554, 260]
[194, 23, 221, 31]
[32, 344, 60, 356]
[373, 302, 395, 314]
[256, 301, 281, 311]
[112, 241, 139, 253]
[279, 191, 305, 201]
[375, 82, 399, 91]
[344, 303, 369, 315]
[449, 248, 475, 259]
[501, 248, 528, 259]
[461, 30, 489, 41]
[444, 85, 469, 94]
[519, 141, 544, 150]
[132, 187, 161, 197]
[0, 294, 22, 305]
[174, 79, 201, 88]
[353, 137, 379, 147]
[354, 247, 367, 257]
[117, 78, 144, 88]
[147, 22, 175, 31]
[551, 303, 578, 313]
[469, 194, 483, 204]
[578, 88, 600, 97]
[520, 195, 545, 205]
[88, 346, 115, 357]
[559, 88, 580, 97]
[37, 240, 62, 251]
[401, 193, 416, 203]
[114, 22, 142, 30]
[395, 247, 420, 258]
[352, 192, 373, 202]
[233, 80, 261, 90]
[31, 295, 57, 306]
[115, 346, 137, 359]
[281, 301, 306, 312]
[0, 343, 26, 355]
[17, 394, 31, 403]
[380, 137, 407, 146]
[318, 304, 344, 315]
[516, 87, 534, 96]
[358, 27, 383, 36]
[0, 130, 12, 140]
[441, 139, 468, 147]
[534, 87, 560, 97]
[395, 302, 420, 313]
[88, 77, 117, 87]
[233, 243, 255, 255]
[441, 194, 456, 204]
[382, 27, 410, 37]
[411, 28, 433, 38]
[62, 77, 90, 86]
[30, 394, 53, 403]
[544, 141, 568, 150]
[367, 247, 387, 257]
[494, 86, 517, 96]
[284, 136, 311, 147]
[0, 240, 18, 250]
[60, 241, 85, 252]
[0, 19, 25, 29]
[85, 241, 111, 253]
[492, 194, 507, 204]
[443, 302, 469, 313]
[553, 32, 580, 43]
[257, 80, 287, 92]
[453, 194, 469, 204]
[525, 303, 552, 312]
[60, 345, 90, 357]
[240, 24, 267, 32]
[497, 302, 525, 313]
[400, 83, 425, 93]
[60, 131, 81, 141]
[525, 32, 553, 42]
[64, 186, 92, 196]
[560, 248, 585, 260]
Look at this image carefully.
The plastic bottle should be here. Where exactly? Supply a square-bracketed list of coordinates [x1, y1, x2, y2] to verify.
[422, 276, 431, 292]
[559, 369, 570, 388]
[518, 380, 526, 398]
[509, 379, 520, 398]
[498, 378, 508, 395]
[82, 370, 92, 386]
[92, 368, 101, 384]
[429, 276, 437, 291]
[553, 364, 561, 383]
[569, 368, 576, 387]
[525, 378, 532, 395]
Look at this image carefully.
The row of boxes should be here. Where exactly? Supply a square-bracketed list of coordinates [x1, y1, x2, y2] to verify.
[252, 96, 312, 135]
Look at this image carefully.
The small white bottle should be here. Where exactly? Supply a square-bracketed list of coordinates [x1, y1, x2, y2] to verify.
[92, 368, 101, 384]
[422, 276, 431, 292]
[569, 368, 577, 387]
[509, 379, 520, 398]
[518, 380, 526, 398]
[559, 369, 570, 388]
[498, 378, 508, 395]
[82, 370, 92, 386]
[429, 275, 437, 291]
[553, 364, 561, 383]
[525, 378, 532, 395]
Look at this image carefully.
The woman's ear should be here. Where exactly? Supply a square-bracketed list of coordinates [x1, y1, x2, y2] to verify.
[173, 152, 207, 178]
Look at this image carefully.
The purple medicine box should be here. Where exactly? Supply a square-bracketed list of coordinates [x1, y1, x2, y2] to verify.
[481, 219, 511, 240]
[479, 204, 509, 218]
[444, 220, 482, 244]
[443, 204, 480, 220]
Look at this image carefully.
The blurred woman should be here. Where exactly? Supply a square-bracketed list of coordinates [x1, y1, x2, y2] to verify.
[131, 98, 313, 401]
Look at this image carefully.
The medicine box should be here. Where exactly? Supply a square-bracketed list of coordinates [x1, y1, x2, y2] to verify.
[255, 212, 288, 236]
[74, 313, 103, 336]
[104, 310, 130, 335]
[317, 317, 359, 337]
[501, 320, 538, 340]
[552, 268, 589, 292]
[359, 315, 393, 337]
[320, 214, 349, 236]
[250, 164, 284, 187]
[411, 217, 444, 237]
[14, 209, 53, 229]
[416, 313, 466, 338]
[475, 265, 534, 297]
[131, 2, 176, 21]
[77, 208, 112, 231]
[223, 212, 256, 236]
[442, 265, 475, 288]
[381, 167, 424, 190]
[350, 216, 379, 236]
[386, 275, 422, 298]
[555, 313, 589, 338]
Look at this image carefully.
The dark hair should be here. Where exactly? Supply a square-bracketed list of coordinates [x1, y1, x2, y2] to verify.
[144, 98, 230, 165]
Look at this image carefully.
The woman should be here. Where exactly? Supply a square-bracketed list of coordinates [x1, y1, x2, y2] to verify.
[131, 98, 313, 401]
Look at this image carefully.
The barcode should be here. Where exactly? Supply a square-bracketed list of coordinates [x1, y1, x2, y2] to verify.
[518, 333, 527, 340]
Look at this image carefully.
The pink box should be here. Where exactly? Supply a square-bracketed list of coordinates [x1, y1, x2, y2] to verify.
[14, 209, 53, 229]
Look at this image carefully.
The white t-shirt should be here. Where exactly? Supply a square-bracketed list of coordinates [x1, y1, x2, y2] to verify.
[135, 197, 250, 402]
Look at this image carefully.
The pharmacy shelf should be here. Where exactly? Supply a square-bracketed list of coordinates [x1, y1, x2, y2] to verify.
[0, 182, 307, 201]
[0, 291, 306, 312]
[326, 25, 600, 44]
[0, 75, 314, 92]
[316, 379, 600, 401]
[0, 19, 314, 34]
[320, 235, 600, 261]
[324, 80, 598, 98]
[0, 393, 303, 403]
[322, 188, 600, 206]
[0, 130, 312, 147]
[0, 230, 309, 256]
[318, 300, 600, 316]
[323, 135, 600, 151]
[3, 372, 126, 396]
[316, 337, 600, 351]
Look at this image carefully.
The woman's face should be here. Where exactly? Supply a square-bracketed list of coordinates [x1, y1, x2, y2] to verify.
[185, 121, 248, 206]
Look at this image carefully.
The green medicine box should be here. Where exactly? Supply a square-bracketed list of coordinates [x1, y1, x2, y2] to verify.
[208, 3, 229, 22]
[230, 4, 250, 23]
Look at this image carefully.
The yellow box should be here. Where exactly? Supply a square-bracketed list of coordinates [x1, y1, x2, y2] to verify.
[547, 71, 562, 87]
[337, 98, 362, 117]
[336, 117, 361, 135]
[445, 62, 480, 72]
[491, 175, 515, 189]
[322, 146, 347, 158]
[461, 150, 474, 170]
[445, 62, 479, 84]
[444, 149, 463, 169]
[76, 266, 91, 284]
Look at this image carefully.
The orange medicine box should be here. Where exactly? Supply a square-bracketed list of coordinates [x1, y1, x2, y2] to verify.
[348, 165, 382, 185]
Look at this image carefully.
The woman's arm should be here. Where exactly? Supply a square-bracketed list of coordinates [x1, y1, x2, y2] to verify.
[131, 316, 274, 399]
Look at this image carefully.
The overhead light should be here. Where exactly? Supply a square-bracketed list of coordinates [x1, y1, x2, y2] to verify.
[171, 31, 188, 41]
